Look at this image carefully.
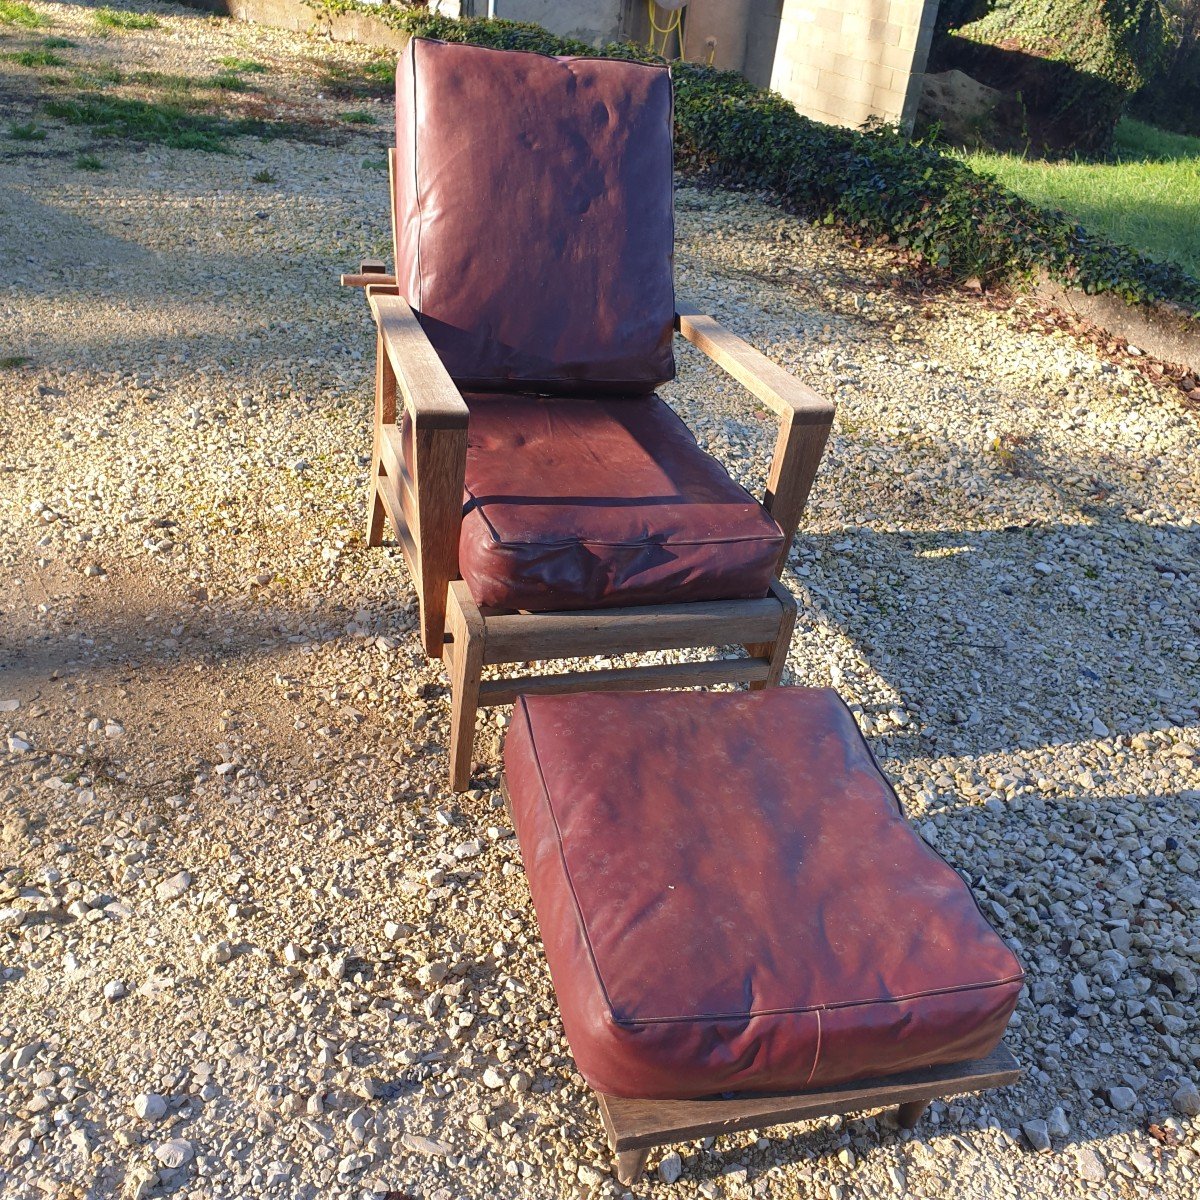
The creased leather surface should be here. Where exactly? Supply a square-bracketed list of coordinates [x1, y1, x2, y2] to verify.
[394, 38, 675, 394]
[504, 689, 1024, 1099]
[456, 392, 783, 612]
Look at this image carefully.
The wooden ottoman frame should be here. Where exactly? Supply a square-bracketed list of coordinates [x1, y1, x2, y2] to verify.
[599, 1046, 1020, 1185]
[497, 776, 1020, 1185]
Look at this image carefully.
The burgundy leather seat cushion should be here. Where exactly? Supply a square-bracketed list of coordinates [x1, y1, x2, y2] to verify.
[504, 689, 1024, 1100]
[394, 38, 675, 395]
[458, 392, 784, 612]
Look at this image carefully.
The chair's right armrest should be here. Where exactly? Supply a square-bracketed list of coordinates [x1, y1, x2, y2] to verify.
[368, 292, 469, 431]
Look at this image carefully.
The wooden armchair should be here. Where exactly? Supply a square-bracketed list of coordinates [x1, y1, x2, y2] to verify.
[342, 38, 835, 791]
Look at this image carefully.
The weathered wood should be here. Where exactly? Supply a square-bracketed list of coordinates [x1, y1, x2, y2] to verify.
[675, 308, 834, 426]
[413, 419, 467, 656]
[676, 308, 835, 575]
[476, 657, 771, 708]
[368, 294, 469, 430]
[597, 1045, 1020, 1158]
[615, 1149, 650, 1188]
[342, 271, 399, 288]
[447, 582, 486, 792]
[753, 579, 798, 689]
[481, 595, 786, 666]
[374, 471, 417, 565]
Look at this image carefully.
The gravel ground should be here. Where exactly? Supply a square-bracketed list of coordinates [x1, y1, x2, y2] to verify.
[2, 5, 1199, 1200]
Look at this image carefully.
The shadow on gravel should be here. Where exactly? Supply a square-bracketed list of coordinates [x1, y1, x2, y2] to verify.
[788, 509, 1199, 767]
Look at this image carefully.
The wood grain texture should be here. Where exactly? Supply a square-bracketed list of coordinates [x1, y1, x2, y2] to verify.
[481, 595, 787, 666]
[341, 271, 399, 288]
[447, 581, 486, 791]
[476, 657, 771, 707]
[675, 308, 835, 426]
[597, 1044, 1020, 1155]
[676, 308, 834, 574]
[368, 293, 469, 430]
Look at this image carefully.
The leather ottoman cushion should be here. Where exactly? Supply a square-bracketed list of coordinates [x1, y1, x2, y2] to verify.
[504, 688, 1024, 1100]
[458, 392, 784, 612]
[394, 38, 675, 395]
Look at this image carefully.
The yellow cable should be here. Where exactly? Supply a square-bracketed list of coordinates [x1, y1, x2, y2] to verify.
[647, 0, 682, 57]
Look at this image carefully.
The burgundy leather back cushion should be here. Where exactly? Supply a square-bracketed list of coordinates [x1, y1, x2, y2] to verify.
[394, 38, 676, 395]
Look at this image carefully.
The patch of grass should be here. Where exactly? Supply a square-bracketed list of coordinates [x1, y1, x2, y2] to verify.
[128, 69, 192, 92]
[4, 48, 67, 67]
[43, 93, 296, 152]
[41, 36, 74, 48]
[206, 70, 251, 91]
[8, 120, 46, 140]
[321, 58, 394, 100]
[218, 56, 267, 74]
[338, 109, 375, 124]
[74, 63, 124, 86]
[1, 355, 33, 369]
[961, 119, 1200, 280]
[360, 155, 386, 171]
[0, 1, 46, 28]
[251, 167, 275, 183]
[93, 7, 159, 31]
[74, 152, 105, 170]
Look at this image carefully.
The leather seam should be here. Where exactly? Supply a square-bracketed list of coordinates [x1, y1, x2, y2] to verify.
[803, 1010, 821, 1089]
[520, 700, 623, 1026]
[606, 974, 1027, 1027]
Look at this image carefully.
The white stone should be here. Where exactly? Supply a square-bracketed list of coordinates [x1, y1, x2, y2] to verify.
[154, 1138, 194, 1169]
[134, 1093, 168, 1121]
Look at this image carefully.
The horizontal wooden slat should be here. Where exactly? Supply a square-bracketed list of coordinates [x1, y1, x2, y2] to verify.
[676, 308, 835, 426]
[375, 471, 417, 566]
[482, 595, 785, 665]
[369, 293, 469, 430]
[598, 1045, 1021, 1153]
[377, 424, 417, 525]
[476, 657, 770, 707]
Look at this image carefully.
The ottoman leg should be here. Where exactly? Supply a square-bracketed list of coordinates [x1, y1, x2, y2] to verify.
[896, 1099, 929, 1129]
[447, 582, 485, 792]
[615, 1149, 650, 1186]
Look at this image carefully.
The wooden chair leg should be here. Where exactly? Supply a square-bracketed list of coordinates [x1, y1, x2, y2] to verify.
[366, 475, 385, 547]
[615, 1149, 650, 1187]
[747, 581, 797, 690]
[447, 582, 485, 793]
[896, 1099, 929, 1129]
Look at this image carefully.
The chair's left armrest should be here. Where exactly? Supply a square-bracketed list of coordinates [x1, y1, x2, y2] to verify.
[675, 308, 835, 573]
[341, 259, 398, 289]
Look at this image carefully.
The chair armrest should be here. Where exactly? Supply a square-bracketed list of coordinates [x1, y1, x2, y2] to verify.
[675, 307, 834, 426]
[675, 307, 834, 573]
[369, 292, 469, 430]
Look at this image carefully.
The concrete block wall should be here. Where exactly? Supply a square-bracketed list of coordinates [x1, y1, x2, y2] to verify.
[769, 0, 939, 130]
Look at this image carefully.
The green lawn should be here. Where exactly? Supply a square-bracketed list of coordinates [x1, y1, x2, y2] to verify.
[960, 119, 1200, 280]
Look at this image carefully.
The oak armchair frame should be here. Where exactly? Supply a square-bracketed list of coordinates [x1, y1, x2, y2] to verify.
[343, 161, 834, 790]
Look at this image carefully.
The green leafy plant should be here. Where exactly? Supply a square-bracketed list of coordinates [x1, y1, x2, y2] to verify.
[4, 48, 65, 67]
[252, 167, 276, 183]
[1, 355, 33, 368]
[338, 109, 375, 124]
[93, 7, 160, 31]
[74, 152, 105, 170]
[0, 1, 46, 28]
[207, 69, 252, 91]
[41, 36, 74, 47]
[310, 3, 1200, 317]
[8, 120, 47, 140]
[43, 94, 296, 151]
[218, 56, 267, 74]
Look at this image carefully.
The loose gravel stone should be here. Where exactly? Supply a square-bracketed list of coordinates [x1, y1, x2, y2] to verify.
[133, 1093, 167, 1122]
